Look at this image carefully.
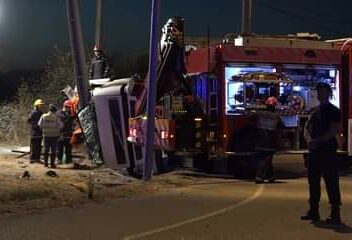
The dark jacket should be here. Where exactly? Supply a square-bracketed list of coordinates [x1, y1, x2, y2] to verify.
[56, 109, 74, 138]
[89, 55, 109, 79]
[254, 110, 281, 152]
[305, 102, 341, 150]
[27, 109, 43, 137]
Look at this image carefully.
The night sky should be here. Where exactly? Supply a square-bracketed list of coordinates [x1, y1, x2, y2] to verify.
[0, 0, 351, 70]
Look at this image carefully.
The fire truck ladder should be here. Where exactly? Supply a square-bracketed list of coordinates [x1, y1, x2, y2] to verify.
[207, 77, 219, 153]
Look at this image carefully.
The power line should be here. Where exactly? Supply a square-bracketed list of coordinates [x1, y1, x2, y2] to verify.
[265, 0, 352, 26]
[254, 0, 347, 36]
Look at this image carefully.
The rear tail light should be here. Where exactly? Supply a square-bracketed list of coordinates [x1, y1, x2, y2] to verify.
[160, 130, 169, 139]
[129, 128, 137, 137]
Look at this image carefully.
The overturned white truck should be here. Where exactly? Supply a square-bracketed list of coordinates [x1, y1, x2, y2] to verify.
[81, 17, 190, 174]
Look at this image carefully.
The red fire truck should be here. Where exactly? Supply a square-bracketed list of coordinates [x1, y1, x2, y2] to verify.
[181, 34, 352, 174]
[129, 31, 352, 174]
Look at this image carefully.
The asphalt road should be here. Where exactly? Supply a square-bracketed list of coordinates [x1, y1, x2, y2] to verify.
[0, 154, 351, 240]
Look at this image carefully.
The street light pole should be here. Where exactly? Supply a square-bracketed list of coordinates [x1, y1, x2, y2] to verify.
[95, 0, 103, 48]
[242, 0, 252, 35]
[143, 0, 160, 181]
[66, 0, 89, 109]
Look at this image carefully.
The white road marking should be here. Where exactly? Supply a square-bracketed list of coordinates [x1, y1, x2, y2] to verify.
[123, 184, 265, 240]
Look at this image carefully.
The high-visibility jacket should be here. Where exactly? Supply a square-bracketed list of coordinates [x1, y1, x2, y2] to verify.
[38, 111, 63, 137]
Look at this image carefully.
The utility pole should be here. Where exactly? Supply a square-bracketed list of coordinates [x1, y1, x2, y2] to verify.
[242, 0, 252, 35]
[95, 0, 103, 47]
[143, 0, 160, 181]
[66, 0, 89, 109]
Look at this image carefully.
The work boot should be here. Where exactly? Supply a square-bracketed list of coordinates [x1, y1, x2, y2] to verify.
[255, 177, 264, 184]
[267, 177, 276, 183]
[325, 206, 341, 225]
[301, 207, 320, 221]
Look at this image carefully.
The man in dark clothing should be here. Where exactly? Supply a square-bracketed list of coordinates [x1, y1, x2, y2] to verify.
[301, 82, 342, 225]
[27, 99, 44, 163]
[56, 100, 74, 164]
[253, 96, 281, 184]
[89, 44, 110, 79]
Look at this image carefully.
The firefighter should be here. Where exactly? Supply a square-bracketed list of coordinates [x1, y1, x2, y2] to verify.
[254, 96, 281, 184]
[89, 44, 110, 79]
[38, 104, 63, 168]
[301, 82, 342, 225]
[27, 99, 45, 163]
[56, 100, 74, 164]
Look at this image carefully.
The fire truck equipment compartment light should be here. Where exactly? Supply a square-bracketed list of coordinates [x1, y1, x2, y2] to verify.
[293, 86, 301, 91]
[329, 70, 336, 78]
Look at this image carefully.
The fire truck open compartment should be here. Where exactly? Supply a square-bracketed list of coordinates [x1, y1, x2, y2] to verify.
[224, 63, 340, 151]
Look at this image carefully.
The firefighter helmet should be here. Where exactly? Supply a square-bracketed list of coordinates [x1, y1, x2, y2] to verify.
[63, 99, 73, 108]
[93, 44, 102, 52]
[265, 96, 278, 106]
[33, 99, 44, 107]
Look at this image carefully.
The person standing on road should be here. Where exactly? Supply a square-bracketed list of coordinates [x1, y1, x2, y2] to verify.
[38, 104, 63, 168]
[56, 100, 74, 164]
[253, 96, 281, 184]
[301, 82, 342, 225]
[27, 99, 45, 163]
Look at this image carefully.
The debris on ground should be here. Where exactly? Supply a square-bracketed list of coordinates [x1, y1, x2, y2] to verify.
[45, 170, 58, 177]
[19, 171, 31, 180]
[17, 160, 28, 168]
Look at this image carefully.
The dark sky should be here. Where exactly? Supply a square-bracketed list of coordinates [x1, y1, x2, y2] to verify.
[0, 0, 351, 70]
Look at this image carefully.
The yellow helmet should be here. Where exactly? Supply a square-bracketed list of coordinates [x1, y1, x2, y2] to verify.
[33, 99, 44, 107]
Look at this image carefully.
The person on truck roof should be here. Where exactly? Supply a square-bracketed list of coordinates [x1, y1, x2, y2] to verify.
[89, 44, 110, 80]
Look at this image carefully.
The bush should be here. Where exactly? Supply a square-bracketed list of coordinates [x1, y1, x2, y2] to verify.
[0, 81, 37, 144]
[0, 46, 76, 145]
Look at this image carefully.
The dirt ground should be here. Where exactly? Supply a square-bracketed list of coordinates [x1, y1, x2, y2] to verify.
[0, 148, 210, 218]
